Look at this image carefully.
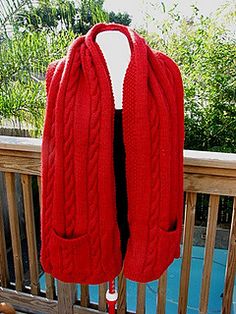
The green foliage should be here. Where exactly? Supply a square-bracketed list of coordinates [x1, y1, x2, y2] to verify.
[0, 0, 132, 136]
[13, 0, 132, 34]
[0, 0, 32, 29]
[141, 5, 236, 152]
[0, 30, 76, 135]
[75, 0, 109, 34]
[109, 11, 132, 26]
[0, 1, 234, 151]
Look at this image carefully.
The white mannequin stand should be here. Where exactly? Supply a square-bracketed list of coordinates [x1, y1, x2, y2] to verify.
[95, 30, 131, 306]
[95, 30, 131, 109]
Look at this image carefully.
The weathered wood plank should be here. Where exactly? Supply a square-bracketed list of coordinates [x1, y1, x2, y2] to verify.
[3, 158, 236, 194]
[81, 285, 90, 307]
[4, 172, 24, 291]
[117, 268, 126, 314]
[184, 173, 236, 196]
[136, 283, 146, 314]
[75, 304, 107, 314]
[57, 281, 77, 314]
[98, 283, 107, 312]
[0, 149, 40, 159]
[157, 271, 167, 314]
[74, 304, 108, 314]
[199, 195, 220, 313]
[178, 192, 197, 314]
[37, 175, 56, 299]
[184, 165, 236, 178]
[0, 191, 9, 287]
[1, 137, 236, 170]
[0, 286, 57, 314]
[44, 273, 56, 300]
[1, 136, 236, 178]
[222, 196, 236, 314]
[0, 136, 41, 153]
[21, 174, 40, 296]
[184, 149, 236, 169]
[2, 157, 236, 195]
[0, 286, 106, 314]
[0, 153, 40, 175]
[37, 175, 42, 214]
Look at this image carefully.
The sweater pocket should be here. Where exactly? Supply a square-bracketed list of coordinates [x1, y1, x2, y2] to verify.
[157, 219, 180, 274]
[48, 228, 91, 283]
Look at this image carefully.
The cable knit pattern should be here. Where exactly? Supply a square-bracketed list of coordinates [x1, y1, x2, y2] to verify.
[40, 59, 64, 272]
[84, 47, 106, 278]
[40, 22, 184, 284]
[144, 81, 160, 276]
[63, 55, 80, 237]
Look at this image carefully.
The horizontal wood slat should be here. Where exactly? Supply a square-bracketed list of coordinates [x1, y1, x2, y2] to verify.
[0, 153, 40, 175]
[0, 286, 58, 314]
[184, 150, 236, 169]
[1, 136, 236, 178]
[184, 165, 236, 178]
[0, 136, 41, 152]
[0, 286, 106, 314]
[184, 173, 236, 196]
[1, 136, 236, 169]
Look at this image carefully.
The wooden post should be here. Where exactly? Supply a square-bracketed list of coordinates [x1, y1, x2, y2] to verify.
[57, 281, 77, 314]
[80, 285, 90, 307]
[136, 283, 146, 314]
[157, 271, 167, 314]
[98, 283, 107, 312]
[4, 172, 24, 291]
[117, 268, 126, 314]
[37, 175, 56, 299]
[178, 192, 197, 314]
[0, 192, 9, 287]
[45, 273, 56, 300]
[21, 174, 40, 295]
[222, 196, 236, 314]
[199, 195, 220, 313]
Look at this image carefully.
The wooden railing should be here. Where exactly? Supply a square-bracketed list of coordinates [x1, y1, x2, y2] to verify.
[0, 135, 235, 314]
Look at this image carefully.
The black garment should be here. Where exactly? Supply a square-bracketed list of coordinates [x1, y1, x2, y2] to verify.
[113, 108, 130, 260]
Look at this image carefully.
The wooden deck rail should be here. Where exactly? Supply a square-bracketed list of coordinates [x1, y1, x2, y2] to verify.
[0, 135, 235, 314]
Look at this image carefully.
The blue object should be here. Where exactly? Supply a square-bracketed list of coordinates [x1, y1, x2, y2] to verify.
[39, 245, 236, 313]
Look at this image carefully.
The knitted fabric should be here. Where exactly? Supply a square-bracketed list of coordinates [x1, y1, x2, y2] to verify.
[40, 22, 185, 284]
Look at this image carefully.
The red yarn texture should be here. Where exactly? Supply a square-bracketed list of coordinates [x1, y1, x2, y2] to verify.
[40, 22, 185, 284]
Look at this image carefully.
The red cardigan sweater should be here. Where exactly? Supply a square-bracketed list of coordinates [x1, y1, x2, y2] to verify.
[40, 22, 185, 284]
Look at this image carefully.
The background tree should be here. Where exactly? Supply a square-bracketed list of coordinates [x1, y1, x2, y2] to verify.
[141, 3, 236, 152]
[109, 11, 132, 26]
[12, 0, 132, 34]
[0, 1, 234, 152]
